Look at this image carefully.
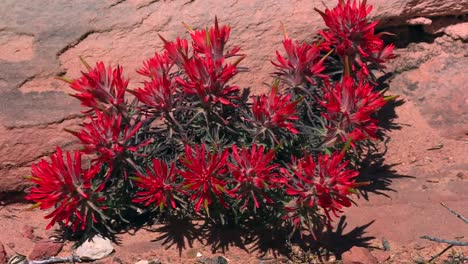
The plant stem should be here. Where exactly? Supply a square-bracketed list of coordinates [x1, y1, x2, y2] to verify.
[420, 236, 468, 246]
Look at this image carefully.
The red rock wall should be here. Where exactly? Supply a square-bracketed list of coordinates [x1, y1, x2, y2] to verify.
[0, 0, 467, 193]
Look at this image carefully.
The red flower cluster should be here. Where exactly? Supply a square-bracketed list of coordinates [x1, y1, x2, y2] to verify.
[137, 51, 174, 80]
[25, 147, 106, 231]
[284, 152, 358, 224]
[177, 18, 243, 107]
[273, 35, 327, 86]
[252, 83, 300, 135]
[188, 17, 240, 62]
[319, 77, 386, 146]
[70, 62, 128, 113]
[131, 76, 177, 114]
[132, 159, 182, 210]
[70, 111, 148, 172]
[133, 18, 243, 110]
[26, 4, 395, 238]
[179, 145, 231, 212]
[228, 144, 282, 210]
[177, 54, 240, 106]
[315, 0, 395, 76]
[133, 38, 186, 114]
[162, 37, 189, 67]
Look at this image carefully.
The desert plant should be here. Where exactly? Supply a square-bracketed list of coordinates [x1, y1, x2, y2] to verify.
[25, 0, 395, 243]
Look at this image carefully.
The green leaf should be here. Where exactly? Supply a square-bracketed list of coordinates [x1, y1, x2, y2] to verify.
[384, 95, 399, 101]
[204, 199, 210, 217]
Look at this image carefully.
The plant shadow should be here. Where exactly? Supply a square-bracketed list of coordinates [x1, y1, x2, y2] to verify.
[146, 215, 376, 261]
[149, 217, 203, 256]
[354, 89, 414, 200]
[357, 151, 415, 200]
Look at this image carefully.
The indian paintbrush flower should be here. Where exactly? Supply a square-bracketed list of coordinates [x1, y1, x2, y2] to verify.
[228, 144, 283, 210]
[70, 61, 129, 114]
[251, 82, 300, 136]
[315, 0, 395, 76]
[179, 144, 231, 212]
[283, 151, 359, 223]
[133, 159, 183, 210]
[319, 76, 386, 146]
[25, 147, 106, 231]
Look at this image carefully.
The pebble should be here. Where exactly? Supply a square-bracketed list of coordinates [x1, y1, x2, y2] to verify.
[75, 235, 114, 260]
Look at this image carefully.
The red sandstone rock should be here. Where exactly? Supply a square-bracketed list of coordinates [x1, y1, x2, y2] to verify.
[21, 225, 35, 240]
[342, 247, 378, 264]
[444, 22, 468, 41]
[28, 240, 63, 260]
[0, 242, 7, 264]
[372, 251, 391, 263]
[0, 0, 466, 195]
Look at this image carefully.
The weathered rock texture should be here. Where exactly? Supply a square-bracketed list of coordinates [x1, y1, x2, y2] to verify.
[0, 0, 467, 193]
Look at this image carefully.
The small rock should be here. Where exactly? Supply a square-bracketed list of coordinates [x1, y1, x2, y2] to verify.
[381, 238, 390, 251]
[22, 225, 35, 240]
[75, 235, 114, 260]
[186, 248, 198, 258]
[407, 17, 432, 26]
[197, 256, 229, 264]
[0, 242, 7, 264]
[444, 22, 468, 41]
[342, 247, 378, 264]
[372, 251, 391, 263]
[28, 240, 63, 260]
[135, 260, 161, 264]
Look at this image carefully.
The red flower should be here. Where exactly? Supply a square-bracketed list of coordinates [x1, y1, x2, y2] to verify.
[70, 62, 128, 113]
[176, 53, 240, 106]
[319, 77, 386, 146]
[131, 76, 177, 113]
[228, 144, 282, 210]
[252, 83, 299, 134]
[272, 36, 327, 86]
[133, 159, 183, 210]
[179, 144, 231, 212]
[70, 111, 148, 169]
[137, 51, 173, 80]
[25, 147, 106, 231]
[315, 0, 395, 75]
[189, 17, 240, 62]
[161, 36, 189, 68]
[283, 151, 358, 222]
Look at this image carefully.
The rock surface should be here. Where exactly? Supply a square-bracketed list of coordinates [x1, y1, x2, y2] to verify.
[444, 22, 468, 41]
[0, 242, 7, 264]
[388, 39, 468, 140]
[0, 0, 468, 193]
[75, 235, 114, 260]
[28, 240, 63, 260]
[342, 247, 378, 264]
[21, 225, 34, 240]
[0, 1, 467, 262]
[0, 0, 467, 193]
